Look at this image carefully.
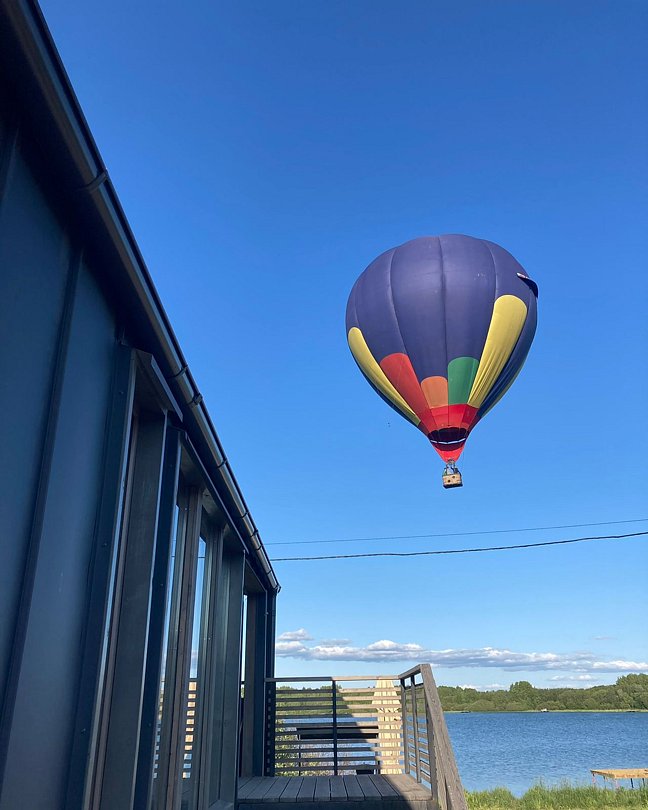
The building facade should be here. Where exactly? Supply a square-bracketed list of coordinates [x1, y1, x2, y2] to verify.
[0, 3, 278, 809]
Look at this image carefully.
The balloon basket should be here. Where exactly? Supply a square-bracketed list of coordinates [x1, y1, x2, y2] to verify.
[442, 463, 463, 489]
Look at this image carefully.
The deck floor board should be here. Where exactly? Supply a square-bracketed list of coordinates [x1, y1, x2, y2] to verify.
[264, 777, 291, 801]
[340, 775, 364, 801]
[238, 774, 433, 808]
[297, 776, 318, 802]
[278, 777, 304, 802]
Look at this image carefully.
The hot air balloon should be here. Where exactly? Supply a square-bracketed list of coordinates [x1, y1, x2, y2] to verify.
[345, 235, 538, 488]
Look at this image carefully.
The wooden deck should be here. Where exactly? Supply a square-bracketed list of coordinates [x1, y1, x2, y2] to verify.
[238, 775, 436, 810]
[591, 769, 648, 787]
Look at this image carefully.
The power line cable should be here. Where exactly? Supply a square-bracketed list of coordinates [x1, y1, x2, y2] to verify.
[270, 530, 648, 562]
[265, 517, 648, 547]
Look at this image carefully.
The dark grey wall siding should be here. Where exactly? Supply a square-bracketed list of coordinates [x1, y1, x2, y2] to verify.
[0, 132, 71, 707]
[1, 260, 116, 810]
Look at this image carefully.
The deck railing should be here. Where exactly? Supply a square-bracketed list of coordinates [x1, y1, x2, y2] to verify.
[264, 665, 467, 810]
[399, 665, 466, 810]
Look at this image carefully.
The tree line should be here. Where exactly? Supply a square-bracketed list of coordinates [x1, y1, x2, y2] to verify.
[438, 674, 648, 712]
[274, 674, 647, 713]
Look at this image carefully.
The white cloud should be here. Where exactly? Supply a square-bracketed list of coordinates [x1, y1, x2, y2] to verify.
[458, 683, 506, 691]
[275, 641, 310, 653]
[274, 637, 648, 674]
[548, 675, 601, 683]
[278, 628, 313, 641]
[319, 638, 352, 647]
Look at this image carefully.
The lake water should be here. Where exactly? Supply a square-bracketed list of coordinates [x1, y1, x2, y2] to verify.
[445, 712, 648, 795]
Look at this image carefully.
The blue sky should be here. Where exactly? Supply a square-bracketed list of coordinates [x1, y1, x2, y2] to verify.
[43, 0, 648, 688]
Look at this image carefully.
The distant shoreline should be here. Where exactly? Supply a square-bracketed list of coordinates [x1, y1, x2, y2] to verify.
[438, 675, 648, 712]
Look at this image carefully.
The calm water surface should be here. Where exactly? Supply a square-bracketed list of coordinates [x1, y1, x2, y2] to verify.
[445, 712, 648, 795]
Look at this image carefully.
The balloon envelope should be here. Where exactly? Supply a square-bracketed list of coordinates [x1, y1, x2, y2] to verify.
[346, 235, 538, 462]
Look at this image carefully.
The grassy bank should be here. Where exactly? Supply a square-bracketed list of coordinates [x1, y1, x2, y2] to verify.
[466, 783, 648, 809]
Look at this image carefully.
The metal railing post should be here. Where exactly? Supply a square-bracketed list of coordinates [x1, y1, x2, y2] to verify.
[410, 675, 422, 782]
[332, 678, 338, 776]
[424, 682, 443, 810]
[400, 678, 409, 776]
[265, 679, 276, 776]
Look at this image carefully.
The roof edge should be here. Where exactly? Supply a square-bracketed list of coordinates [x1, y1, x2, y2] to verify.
[1, 0, 279, 591]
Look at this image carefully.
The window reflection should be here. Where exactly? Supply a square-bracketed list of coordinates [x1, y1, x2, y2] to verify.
[181, 535, 208, 809]
[148, 493, 218, 810]
[153, 506, 180, 779]
[150, 496, 186, 810]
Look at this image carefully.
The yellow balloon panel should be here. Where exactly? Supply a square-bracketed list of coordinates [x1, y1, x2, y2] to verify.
[468, 295, 528, 409]
[347, 327, 420, 425]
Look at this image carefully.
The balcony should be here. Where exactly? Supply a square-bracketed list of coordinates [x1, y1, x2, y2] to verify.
[239, 665, 467, 810]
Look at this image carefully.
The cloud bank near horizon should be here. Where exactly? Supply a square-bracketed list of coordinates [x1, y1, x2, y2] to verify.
[275, 633, 647, 674]
[277, 628, 313, 641]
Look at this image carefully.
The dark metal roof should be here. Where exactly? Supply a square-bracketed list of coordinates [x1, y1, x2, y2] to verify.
[0, 0, 278, 592]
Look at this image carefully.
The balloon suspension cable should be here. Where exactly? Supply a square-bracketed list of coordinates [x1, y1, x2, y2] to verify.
[444, 459, 458, 474]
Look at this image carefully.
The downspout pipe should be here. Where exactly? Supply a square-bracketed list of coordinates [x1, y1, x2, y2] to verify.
[2, 0, 278, 591]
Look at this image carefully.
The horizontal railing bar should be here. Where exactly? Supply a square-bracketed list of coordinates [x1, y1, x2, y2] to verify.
[274, 748, 376, 763]
[278, 749, 392, 756]
[275, 701, 397, 707]
[273, 746, 392, 754]
[267, 676, 399, 683]
[273, 732, 385, 739]
[273, 731, 384, 738]
[275, 751, 405, 759]
[273, 743, 404, 754]
[274, 758, 381, 767]
[273, 732, 382, 740]
[398, 666, 423, 681]
[274, 751, 381, 759]
[274, 690, 334, 695]
[275, 717, 402, 725]
[274, 766, 374, 773]
[275, 719, 388, 725]
[275, 695, 399, 702]
[275, 760, 397, 767]
[339, 690, 400, 695]
[274, 754, 377, 761]
[276, 703, 402, 709]
[276, 689, 333, 700]
[275, 722, 390, 729]
[274, 697, 400, 704]
[275, 705, 400, 711]
[275, 688, 401, 694]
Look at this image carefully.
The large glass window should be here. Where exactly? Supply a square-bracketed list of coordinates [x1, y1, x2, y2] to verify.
[150, 497, 217, 810]
[150, 490, 190, 810]
[145, 474, 251, 810]
[181, 535, 208, 796]
[150, 500, 183, 806]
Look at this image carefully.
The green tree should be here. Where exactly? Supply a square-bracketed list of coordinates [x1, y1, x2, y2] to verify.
[509, 681, 536, 709]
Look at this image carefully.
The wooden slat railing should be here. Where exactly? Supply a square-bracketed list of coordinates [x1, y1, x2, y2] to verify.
[263, 666, 467, 810]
